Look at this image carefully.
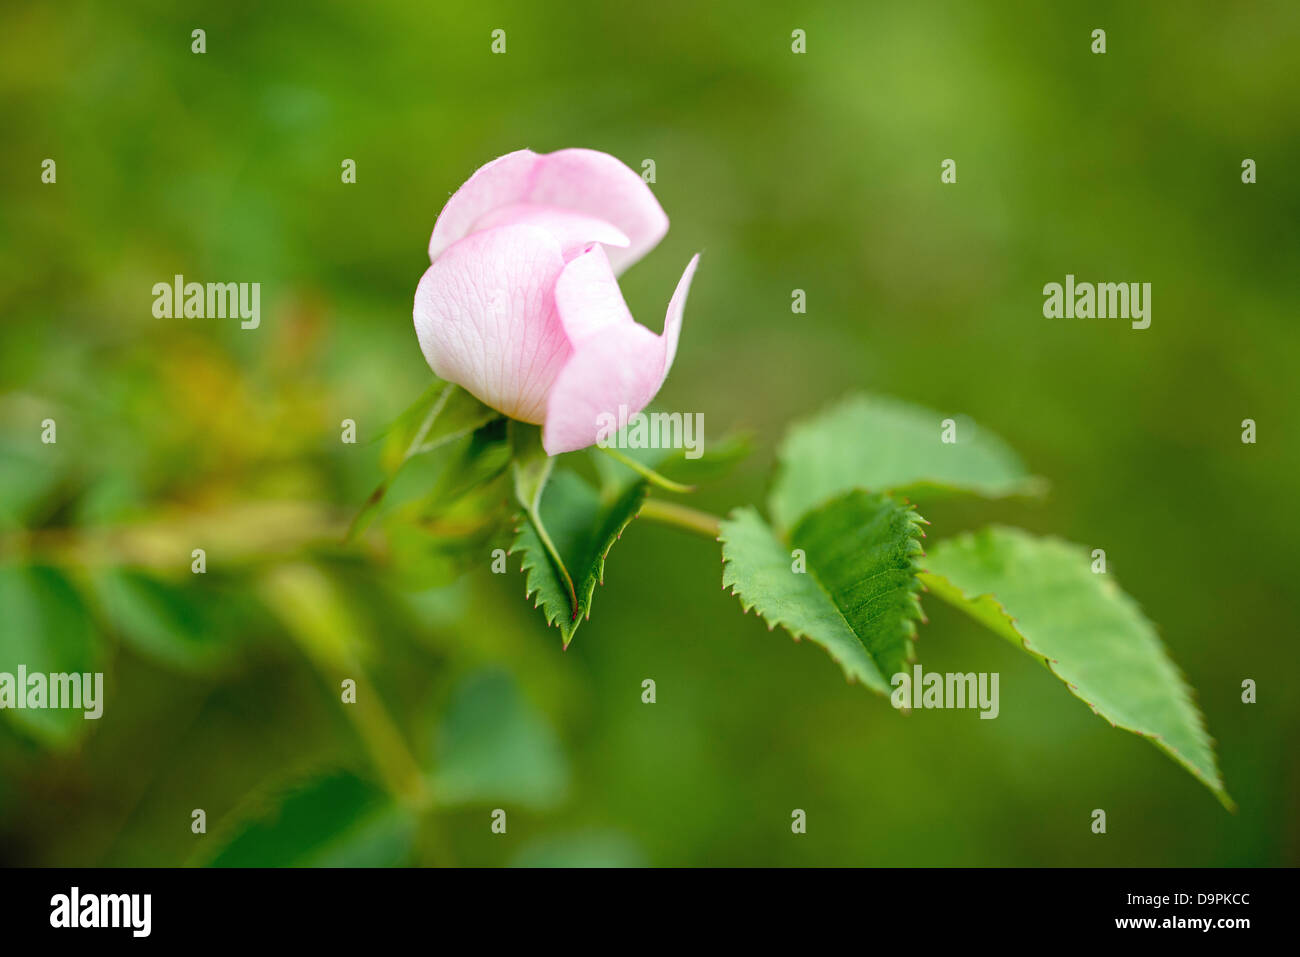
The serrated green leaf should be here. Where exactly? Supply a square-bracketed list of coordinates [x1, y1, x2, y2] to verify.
[431, 668, 569, 810]
[720, 492, 925, 692]
[770, 394, 1040, 529]
[0, 565, 102, 747]
[513, 470, 647, 647]
[920, 526, 1230, 808]
[509, 421, 577, 622]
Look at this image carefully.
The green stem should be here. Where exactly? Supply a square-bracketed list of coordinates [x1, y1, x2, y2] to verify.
[596, 446, 696, 494]
[260, 564, 432, 811]
[638, 498, 723, 539]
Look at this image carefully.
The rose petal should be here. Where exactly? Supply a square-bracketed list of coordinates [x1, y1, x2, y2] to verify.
[661, 252, 699, 372]
[413, 224, 572, 424]
[427, 151, 536, 264]
[553, 243, 635, 344]
[542, 253, 700, 454]
[541, 324, 664, 456]
[428, 148, 668, 275]
[472, 203, 630, 260]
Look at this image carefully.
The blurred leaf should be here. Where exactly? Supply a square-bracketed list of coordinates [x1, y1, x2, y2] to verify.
[383, 498, 508, 590]
[720, 492, 926, 693]
[921, 526, 1230, 808]
[92, 569, 241, 673]
[0, 417, 72, 531]
[0, 565, 101, 747]
[351, 382, 502, 540]
[381, 419, 511, 589]
[431, 668, 568, 811]
[770, 394, 1041, 530]
[200, 771, 416, 867]
[513, 470, 648, 647]
[510, 830, 647, 868]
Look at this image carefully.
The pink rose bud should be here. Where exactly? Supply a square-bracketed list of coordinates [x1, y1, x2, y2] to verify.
[413, 148, 699, 455]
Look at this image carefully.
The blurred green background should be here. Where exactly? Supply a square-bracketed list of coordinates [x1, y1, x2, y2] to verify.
[1, 0, 1297, 866]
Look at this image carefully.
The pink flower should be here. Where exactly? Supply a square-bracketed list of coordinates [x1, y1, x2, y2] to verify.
[413, 148, 699, 455]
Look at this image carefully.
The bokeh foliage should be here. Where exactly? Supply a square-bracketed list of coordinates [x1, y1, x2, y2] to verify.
[1, 0, 1297, 865]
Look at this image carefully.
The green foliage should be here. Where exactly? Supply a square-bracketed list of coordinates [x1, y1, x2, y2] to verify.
[720, 492, 926, 692]
[0, 565, 101, 747]
[508, 422, 751, 647]
[509, 421, 575, 618]
[769, 394, 1040, 530]
[196, 668, 568, 866]
[380, 417, 512, 589]
[199, 772, 418, 868]
[513, 470, 647, 647]
[921, 527, 1230, 807]
[717, 395, 1228, 808]
[352, 382, 503, 541]
[3, 0, 1286, 865]
[431, 668, 569, 810]
[0, 422, 70, 532]
[508, 421, 555, 516]
[92, 569, 242, 673]
[379, 382, 503, 476]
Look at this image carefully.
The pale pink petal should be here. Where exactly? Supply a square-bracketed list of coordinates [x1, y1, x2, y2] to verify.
[526, 149, 668, 275]
[471, 203, 630, 260]
[553, 243, 634, 344]
[542, 254, 700, 455]
[413, 224, 573, 424]
[428, 148, 667, 275]
[661, 253, 699, 372]
[428, 150, 537, 263]
[541, 323, 665, 455]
